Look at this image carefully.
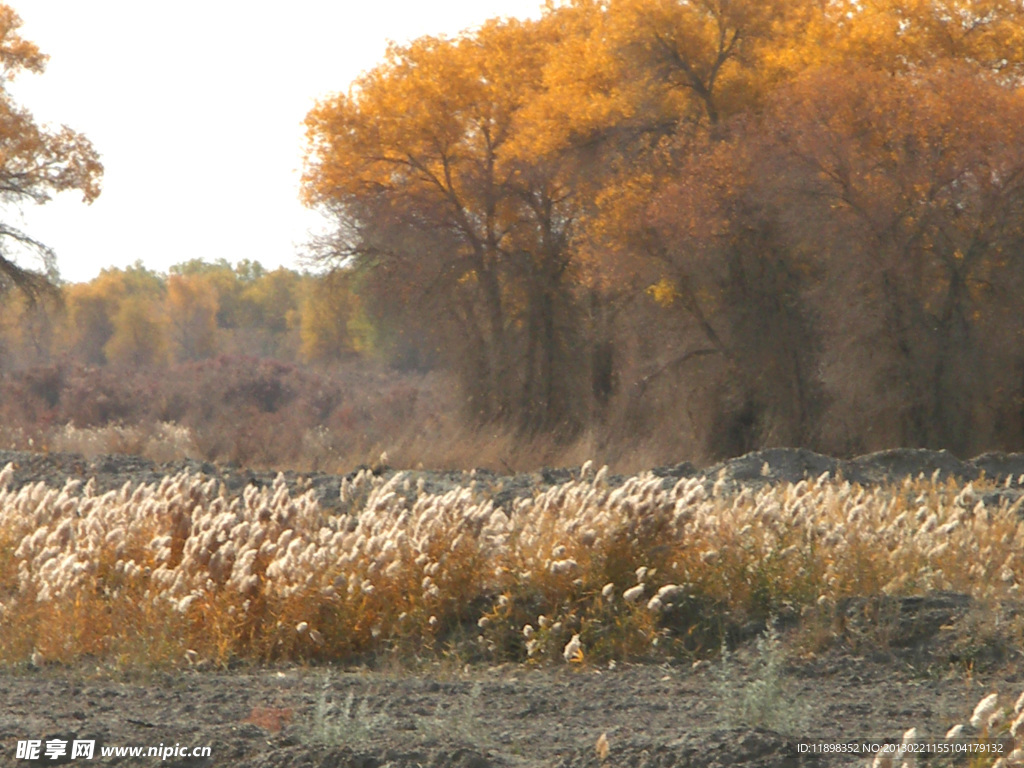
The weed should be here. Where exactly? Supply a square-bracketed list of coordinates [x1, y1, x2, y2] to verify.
[712, 621, 810, 736]
[302, 676, 390, 746]
[417, 680, 486, 745]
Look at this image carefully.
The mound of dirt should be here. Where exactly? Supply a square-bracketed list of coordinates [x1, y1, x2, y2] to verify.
[3, 446, 1024, 519]
[684, 447, 1024, 499]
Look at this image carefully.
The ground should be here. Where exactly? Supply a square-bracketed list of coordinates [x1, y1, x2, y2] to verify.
[0, 643, 1018, 767]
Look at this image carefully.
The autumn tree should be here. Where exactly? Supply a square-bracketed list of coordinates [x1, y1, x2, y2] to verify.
[509, 0, 828, 452]
[301, 0, 830, 445]
[564, 0, 1024, 456]
[0, 281, 59, 367]
[63, 280, 115, 365]
[170, 259, 252, 331]
[628, 133, 824, 456]
[166, 273, 219, 361]
[241, 267, 300, 335]
[304, 18, 591, 430]
[816, 0, 1024, 76]
[0, 6, 101, 299]
[104, 294, 168, 368]
[298, 269, 369, 364]
[167, 260, 302, 359]
[750, 65, 1024, 454]
[301, 0, 1024, 459]
[606, 0, 802, 126]
[64, 263, 165, 366]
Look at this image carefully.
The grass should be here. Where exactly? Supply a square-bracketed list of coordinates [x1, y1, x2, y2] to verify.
[0, 459, 1022, 676]
[867, 688, 1024, 768]
[301, 673, 487, 749]
[6, 458, 1024, 767]
[0, 357, 704, 475]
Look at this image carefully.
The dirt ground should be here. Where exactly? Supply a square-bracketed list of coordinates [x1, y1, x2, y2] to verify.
[1, 616, 1022, 768]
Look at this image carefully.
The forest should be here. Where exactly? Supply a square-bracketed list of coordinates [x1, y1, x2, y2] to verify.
[5, 0, 1024, 470]
[300, 0, 1024, 463]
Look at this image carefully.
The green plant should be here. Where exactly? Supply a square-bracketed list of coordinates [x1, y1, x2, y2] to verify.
[712, 621, 809, 735]
[302, 676, 390, 746]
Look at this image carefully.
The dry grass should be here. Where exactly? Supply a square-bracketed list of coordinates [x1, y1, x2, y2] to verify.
[0, 461, 1022, 672]
[23, 414, 684, 477]
[0, 358, 705, 474]
[48, 421, 201, 462]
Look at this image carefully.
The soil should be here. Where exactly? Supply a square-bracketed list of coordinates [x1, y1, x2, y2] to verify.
[1, 642, 1019, 768]
[2, 447, 1024, 767]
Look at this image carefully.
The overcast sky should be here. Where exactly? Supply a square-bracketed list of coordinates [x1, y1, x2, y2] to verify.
[5, 1, 543, 283]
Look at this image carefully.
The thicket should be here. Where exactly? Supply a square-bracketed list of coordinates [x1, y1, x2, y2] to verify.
[0, 260, 410, 467]
[0, 259, 372, 369]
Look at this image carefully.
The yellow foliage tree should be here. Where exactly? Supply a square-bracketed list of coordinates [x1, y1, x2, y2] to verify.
[304, 18, 589, 427]
[166, 274, 219, 362]
[752, 63, 1024, 450]
[298, 271, 367, 364]
[0, 6, 101, 297]
[103, 295, 168, 369]
[302, 0, 1024, 457]
[64, 264, 164, 365]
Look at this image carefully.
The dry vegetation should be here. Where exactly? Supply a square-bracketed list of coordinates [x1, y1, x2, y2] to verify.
[0, 357, 698, 473]
[2, 459, 1022, 679]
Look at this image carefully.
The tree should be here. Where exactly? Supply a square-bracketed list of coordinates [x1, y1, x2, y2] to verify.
[304, 18, 589, 430]
[634, 132, 824, 457]
[64, 263, 164, 365]
[103, 294, 168, 368]
[0, 6, 101, 298]
[63, 279, 115, 365]
[753, 64, 1024, 453]
[298, 269, 369, 364]
[0, 281, 59, 367]
[166, 273, 219, 361]
[818, 0, 1024, 76]
[241, 267, 301, 335]
[302, 0, 1024, 460]
[606, 0, 799, 127]
[510, 0, 828, 453]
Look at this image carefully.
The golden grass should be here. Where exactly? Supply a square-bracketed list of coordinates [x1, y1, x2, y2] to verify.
[0, 460, 1021, 670]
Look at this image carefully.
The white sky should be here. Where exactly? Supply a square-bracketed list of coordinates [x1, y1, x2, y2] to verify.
[5, 1, 544, 284]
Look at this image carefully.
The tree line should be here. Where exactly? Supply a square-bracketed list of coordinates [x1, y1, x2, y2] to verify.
[301, 0, 1024, 459]
[0, 260, 369, 370]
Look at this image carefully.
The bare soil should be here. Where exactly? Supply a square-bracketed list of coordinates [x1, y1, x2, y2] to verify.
[1, 643, 1020, 767]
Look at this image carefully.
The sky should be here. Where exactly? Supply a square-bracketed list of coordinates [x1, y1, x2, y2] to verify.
[5, 1, 544, 284]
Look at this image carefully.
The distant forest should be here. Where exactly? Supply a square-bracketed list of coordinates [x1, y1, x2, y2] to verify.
[7, 0, 1024, 469]
[0, 259, 370, 370]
